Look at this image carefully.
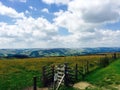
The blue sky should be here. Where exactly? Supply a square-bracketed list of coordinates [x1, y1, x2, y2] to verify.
[0, 0, 65, 21]
[0, 0, 120, 48]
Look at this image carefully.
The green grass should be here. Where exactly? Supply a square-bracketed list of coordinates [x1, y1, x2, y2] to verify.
[85, 59, 120, 88]
[0, 55, 105, 90]
[0, 68, 42, 90]
[0, 54, 119, 90]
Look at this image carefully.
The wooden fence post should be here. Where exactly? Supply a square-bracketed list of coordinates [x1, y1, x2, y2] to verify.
[99, 58, 102, 67]
[84, 61, 87, 74]
[33, 76, 37, 90]
[42, 66, 46, 87]
[81, 60, 85, 80]
[101, 56, 109, 67]
[51, 65, 55, 83]
[75, 64, 78, 81]
[82, 66, 85, 80]
[64, 63, 68, 86]
[113, 53, 117, 59]
[86, 61, 89, 73]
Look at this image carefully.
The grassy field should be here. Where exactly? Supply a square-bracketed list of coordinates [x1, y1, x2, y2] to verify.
[0, 53, 119, 90]
[85, 59, 120, 89]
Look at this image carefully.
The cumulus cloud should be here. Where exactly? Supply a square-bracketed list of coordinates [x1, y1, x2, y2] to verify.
[0, 17, 58, 48]
[19, 0, 27, 3]
[51, 29, 120, 48]
[25, 10, 30, 14]
[1, 0, 120, 48]
[29, 6, 37, 11]
[54, 0, 120, 33]
[0, 2, 25, 19]
[41, 8, 49, 13]
[9, 0, 27, 3]
[54, 10, 98, 33]
[52, 0, 120, 47]
[68, 0, 120, 23]
[42, 0, 72, 5]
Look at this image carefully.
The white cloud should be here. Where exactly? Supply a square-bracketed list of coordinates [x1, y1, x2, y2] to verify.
[68, 0, 120, 23]
[52, 0, 120, 47]
[29, 6, 37, 11]
[51, 29, 120, 48]
[1, 0, 120, 48]
[0, 17, 58, 48]
[9, 0, 27, 3]
[54, 0, 120, 32]
[29, 6, 33, 9]
[25, 10, 30, 14]
[41, 8, 49, 13]
[0, 2, 25, 19]
[42, 0, 71, 5]
[54, 0, 120, 33]
[19, 0, 27, 3]
[54, 10, 98, 33]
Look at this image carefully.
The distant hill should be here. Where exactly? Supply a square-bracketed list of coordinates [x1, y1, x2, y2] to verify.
[0, 47, 120, 58]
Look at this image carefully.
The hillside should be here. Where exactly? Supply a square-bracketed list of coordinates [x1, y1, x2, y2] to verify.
[85, 59, 120, 89]
[0, 47, 120, 58]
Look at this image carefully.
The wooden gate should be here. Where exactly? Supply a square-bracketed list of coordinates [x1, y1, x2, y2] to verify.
[42, 65, 54, 87]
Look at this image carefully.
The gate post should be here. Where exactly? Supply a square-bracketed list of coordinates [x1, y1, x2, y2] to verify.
[64, 63, 68, 86]
[42, 66, 46, 87]
[51, 65, 55, 83]
[113, 53, 117, 59]
[75, 64, 78, 81]
[86, 60, 89, 73]
[33, 76, 37, 90]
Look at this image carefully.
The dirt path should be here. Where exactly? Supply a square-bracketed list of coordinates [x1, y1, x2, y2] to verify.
[73, 82, 120, 90]
[73, 82, 94, 90]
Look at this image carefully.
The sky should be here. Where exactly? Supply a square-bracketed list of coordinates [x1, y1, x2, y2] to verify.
[0, 0, 120, 48]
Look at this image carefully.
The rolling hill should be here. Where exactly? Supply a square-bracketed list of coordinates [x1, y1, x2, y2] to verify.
[0, 47, 120, 58]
